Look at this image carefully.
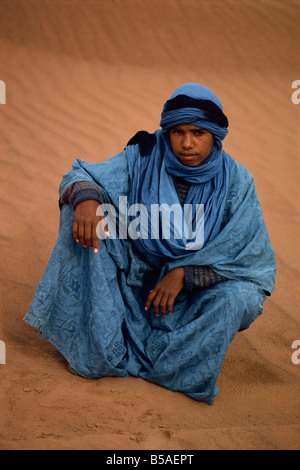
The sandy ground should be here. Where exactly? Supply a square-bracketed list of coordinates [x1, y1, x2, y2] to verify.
[0, 0, 299, 450]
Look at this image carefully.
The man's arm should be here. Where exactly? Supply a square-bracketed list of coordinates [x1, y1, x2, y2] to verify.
[144, 266, 227, 317]
[184, 266, 227, 290]
[60, 181, 109, 253]
[59, 180, 105, 209]
[60, 181, 227, 294]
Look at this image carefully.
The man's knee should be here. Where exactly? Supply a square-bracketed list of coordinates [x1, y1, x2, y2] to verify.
[199, 280, 266, 331]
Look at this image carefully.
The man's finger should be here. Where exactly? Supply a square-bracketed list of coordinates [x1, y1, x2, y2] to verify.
[100, 217, 110, 238]
[167, 297, 174, 315]
[96, 205, 110, 238]
[152, 291, 164, 317]
[159, 294, 169, 317]
[96, 216, 110, 240]
[92, 223, 100, 253]
[72, 219, 79, 243]
[145, 289, 156, 311]
[84, 222, 93, 248]
[77, 222, 86, 247]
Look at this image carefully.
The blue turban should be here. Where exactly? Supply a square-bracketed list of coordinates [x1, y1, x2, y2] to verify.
[160, 83, 229, 142]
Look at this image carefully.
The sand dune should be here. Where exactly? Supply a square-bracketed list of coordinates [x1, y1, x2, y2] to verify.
[0, 0, 299, 450]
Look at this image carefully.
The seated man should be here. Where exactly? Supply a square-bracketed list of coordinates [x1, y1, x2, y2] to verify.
[25, 83, 276, 405]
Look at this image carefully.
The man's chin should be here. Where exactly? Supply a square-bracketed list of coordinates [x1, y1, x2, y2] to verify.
[177, 155, 202, 167]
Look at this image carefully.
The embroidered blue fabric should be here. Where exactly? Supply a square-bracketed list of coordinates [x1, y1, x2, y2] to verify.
[24, 149, 276, 405]
[126, 130, 231, 257]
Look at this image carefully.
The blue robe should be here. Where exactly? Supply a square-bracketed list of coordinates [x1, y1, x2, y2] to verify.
[24, 145, 276, 405]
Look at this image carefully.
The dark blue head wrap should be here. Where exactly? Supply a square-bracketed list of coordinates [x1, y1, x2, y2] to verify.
[160, 83, 229, 142]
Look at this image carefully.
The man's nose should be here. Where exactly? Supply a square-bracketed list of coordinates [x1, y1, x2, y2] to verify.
[182, 134, 193, 148]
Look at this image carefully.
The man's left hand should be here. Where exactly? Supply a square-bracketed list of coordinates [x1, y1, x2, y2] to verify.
[144, 267, 185, 317]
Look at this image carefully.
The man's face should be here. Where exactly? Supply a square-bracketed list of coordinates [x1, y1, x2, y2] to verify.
[169, 124, 214, 167]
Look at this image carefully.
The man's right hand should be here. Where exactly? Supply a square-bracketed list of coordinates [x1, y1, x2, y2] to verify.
[72, 200, 109, 253]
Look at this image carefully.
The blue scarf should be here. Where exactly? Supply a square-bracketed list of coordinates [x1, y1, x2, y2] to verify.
[126, 83, 231, 259]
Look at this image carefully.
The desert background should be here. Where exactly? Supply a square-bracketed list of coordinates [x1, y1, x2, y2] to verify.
[0, 0, 299, 450]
